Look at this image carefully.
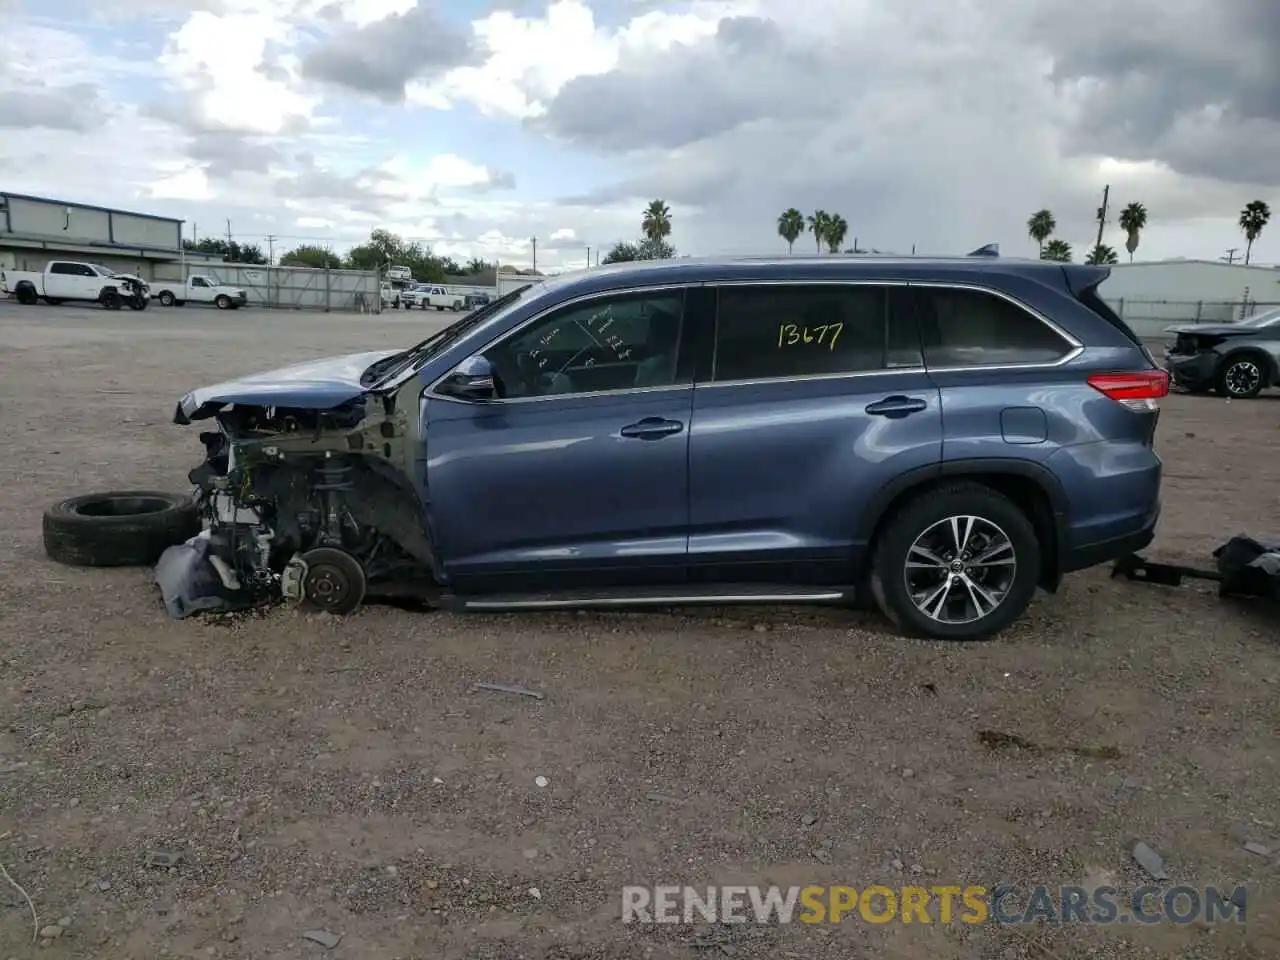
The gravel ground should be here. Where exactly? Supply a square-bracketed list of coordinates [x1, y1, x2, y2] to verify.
[0, 301, 1277, 959]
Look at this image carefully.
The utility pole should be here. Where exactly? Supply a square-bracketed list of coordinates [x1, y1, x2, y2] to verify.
[530, 236, 537, 273]
[585, 245, 590, 269]
[1221, 247, 1239, 265]
[226, 218, 233, 247]
[1094, 184, 1110, 252]
[265, 234, 277, 265]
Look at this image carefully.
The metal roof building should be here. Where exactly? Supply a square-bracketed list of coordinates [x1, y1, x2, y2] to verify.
[0, 191, 217, 279]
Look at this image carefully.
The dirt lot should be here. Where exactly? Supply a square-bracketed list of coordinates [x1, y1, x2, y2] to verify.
[0, 300, 1277, 959]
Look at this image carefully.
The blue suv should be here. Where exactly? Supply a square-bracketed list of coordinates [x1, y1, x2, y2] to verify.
[172, 256, 1167, 640]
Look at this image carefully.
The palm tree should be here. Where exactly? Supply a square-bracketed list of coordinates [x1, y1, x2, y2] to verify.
[1027, 209, 1056, 256]
[777, 208, 805, 254]
[1118, 202, 1148, 262]
[825, 214, 848, 253]
[807, 210, 829, 253]
[641, 199, 672, 243]
[1042, 239, 1073, 262]
[1240, 200, 1271, 265]
[1085, 243, 1119, 265]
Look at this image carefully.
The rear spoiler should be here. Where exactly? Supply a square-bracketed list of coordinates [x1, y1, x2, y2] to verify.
[1060, 263, 1111, 298]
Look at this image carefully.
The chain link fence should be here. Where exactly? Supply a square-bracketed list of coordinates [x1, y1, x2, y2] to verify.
[154, 263, 382, 312]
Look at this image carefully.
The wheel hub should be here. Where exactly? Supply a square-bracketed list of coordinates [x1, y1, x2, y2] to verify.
[903, 514, 1018, 625]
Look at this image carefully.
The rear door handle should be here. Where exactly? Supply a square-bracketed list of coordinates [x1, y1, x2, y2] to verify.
[620, 417, 684, 439]
[865, 395, 928, 417]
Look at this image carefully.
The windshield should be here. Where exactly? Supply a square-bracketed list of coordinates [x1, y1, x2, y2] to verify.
[90, 264, 114, 276]
[362, 283, 535, 387]
[1240, 307, 1280, 328]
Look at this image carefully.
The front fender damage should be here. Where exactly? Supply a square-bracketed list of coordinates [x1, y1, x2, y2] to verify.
[156, 390, 440, 617]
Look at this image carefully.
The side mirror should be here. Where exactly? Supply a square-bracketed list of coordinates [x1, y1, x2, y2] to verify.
[437, 354, 497, 401]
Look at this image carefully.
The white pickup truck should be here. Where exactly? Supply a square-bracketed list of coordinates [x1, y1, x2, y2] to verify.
[152, 274, 248, 309]
[402, 284, 463, 311]
[0, 260, 151, 310]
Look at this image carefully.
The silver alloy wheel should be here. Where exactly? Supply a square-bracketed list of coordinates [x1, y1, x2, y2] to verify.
[1225, 360, 1261, 396]
[904, 515, 1017, 625]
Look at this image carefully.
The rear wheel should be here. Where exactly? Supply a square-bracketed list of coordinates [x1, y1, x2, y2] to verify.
[15, 284, 38, 305]
[1216, 355, 1265, 399]
[871, 483, 1041, 641]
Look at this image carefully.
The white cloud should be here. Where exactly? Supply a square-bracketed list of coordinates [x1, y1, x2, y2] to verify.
[408, 0, 731, 119]
[148, 165, 211, 201]
[158, 9, 318, 134]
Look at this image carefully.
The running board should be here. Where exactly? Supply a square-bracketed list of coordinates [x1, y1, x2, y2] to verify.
[442, 584, 851, 612]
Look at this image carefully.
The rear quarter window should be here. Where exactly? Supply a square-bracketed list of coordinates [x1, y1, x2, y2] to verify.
[914, 286, 1074, 367]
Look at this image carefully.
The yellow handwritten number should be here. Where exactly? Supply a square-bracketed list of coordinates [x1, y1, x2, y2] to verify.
[776, 322, 843, 351]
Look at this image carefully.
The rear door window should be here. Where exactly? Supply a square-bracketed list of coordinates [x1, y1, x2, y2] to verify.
[913, 286, 1074, 367]
[710, 283, 921, 382]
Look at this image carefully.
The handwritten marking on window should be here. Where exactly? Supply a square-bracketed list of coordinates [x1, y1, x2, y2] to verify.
[777, 322, 843, 351]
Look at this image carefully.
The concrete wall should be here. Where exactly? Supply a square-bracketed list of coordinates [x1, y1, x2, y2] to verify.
[1102, 261, 1280, 304]
[153, 262, 381, 312]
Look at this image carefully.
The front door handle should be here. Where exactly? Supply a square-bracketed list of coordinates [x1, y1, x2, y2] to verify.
[865, 395, 928, 417]
[619, 417, 684, 439]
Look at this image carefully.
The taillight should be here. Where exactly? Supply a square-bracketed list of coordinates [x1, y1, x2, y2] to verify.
[1087, 370, 1169, 412]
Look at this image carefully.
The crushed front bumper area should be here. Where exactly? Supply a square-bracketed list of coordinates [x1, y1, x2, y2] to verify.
[158, 397, 439, 618]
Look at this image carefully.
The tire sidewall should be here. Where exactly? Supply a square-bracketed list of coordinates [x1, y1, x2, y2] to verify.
[873, 487, 1041, 640]
[159, 291, 175, 306]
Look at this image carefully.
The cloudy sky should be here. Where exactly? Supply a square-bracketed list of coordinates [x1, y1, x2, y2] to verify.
[1, 0, 1276, 270]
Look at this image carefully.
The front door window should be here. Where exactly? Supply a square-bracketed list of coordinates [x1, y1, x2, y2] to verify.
[483, 290, 686, 399]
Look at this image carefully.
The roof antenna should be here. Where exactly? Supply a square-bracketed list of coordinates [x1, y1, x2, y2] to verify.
[967, 243, 999, 257]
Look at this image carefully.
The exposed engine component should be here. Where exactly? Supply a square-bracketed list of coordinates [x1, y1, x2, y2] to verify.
[183, 404, 437, 613]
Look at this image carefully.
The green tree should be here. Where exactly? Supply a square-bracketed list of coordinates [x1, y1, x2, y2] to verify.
[1026, 209, 1056, 256]
[1041, 238, 1073, 262]
[182, 237, 267, 264]
[603, 241, 640, 264]
[777, 208, 805, 253]
[825, 214, 848, 254]
[1085, 243, 1119, 265]
[342, 228, 447, 282]
[641, 199, 672, 242]
[807, 210, 829, 253]
[465, 257, 491, 274]
[279, 244, 342, 269]
[636, 237, 676, 260]
[1240, 200, 1271, 265]
[1118, 202, 1148, 262]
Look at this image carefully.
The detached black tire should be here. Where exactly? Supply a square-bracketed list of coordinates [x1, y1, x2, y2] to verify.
[870, 482, 1041, 641]
[43, 491, 202, 567]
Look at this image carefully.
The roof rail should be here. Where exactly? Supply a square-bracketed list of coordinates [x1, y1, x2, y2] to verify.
[967, 243, 1000, 257]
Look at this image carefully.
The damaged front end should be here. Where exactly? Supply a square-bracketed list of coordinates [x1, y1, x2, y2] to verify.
[159, 354, 439, 617]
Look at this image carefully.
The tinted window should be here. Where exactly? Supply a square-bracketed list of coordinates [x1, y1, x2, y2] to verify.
[192, 277, 207, 287]
[485, 290, 686, 399]
[915, 287, 1072, 367]
[49, 262, 75, 275]
[712, 284, 917, 381]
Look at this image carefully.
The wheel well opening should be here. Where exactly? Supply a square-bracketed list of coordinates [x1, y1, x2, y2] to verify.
[869, 472, 1060, 588]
